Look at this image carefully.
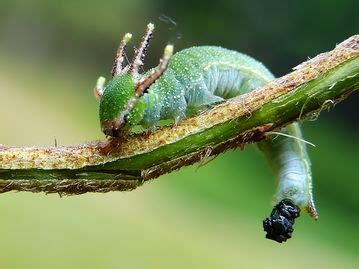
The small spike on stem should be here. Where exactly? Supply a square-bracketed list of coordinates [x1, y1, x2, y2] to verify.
[111, 33, 133, 76]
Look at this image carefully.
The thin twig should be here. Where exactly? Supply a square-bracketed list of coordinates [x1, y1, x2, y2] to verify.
[0, 34, 358, 194]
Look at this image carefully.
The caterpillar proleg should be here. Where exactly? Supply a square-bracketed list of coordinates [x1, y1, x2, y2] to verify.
[94, 23, 317, 242]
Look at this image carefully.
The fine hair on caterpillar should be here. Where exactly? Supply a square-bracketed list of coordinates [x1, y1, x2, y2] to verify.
[266, 131, 316, 147]
[94, 23, 318, 242]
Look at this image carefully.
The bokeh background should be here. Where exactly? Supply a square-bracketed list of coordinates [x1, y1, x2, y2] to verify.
[0, 0, 358, 268]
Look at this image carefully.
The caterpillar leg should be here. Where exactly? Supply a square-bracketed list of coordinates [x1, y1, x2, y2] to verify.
[258, 122, 317, 243]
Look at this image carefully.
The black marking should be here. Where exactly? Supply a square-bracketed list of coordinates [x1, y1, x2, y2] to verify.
[123, 113, 129, 123]
[263, 199, 300, 243]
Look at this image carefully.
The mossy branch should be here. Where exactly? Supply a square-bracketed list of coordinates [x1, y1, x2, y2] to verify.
[0, 35, 358, 195]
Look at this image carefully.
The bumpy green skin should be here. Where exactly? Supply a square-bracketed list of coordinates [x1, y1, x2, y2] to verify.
[99, 73, 135, 124]
[100, 46, 273, 129]
[99, 46, 314, 214]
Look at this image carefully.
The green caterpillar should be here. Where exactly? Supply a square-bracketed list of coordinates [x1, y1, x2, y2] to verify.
[94, 23, 317, 243]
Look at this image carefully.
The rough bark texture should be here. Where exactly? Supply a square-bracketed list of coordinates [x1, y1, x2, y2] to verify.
[0, 35, 358, 195]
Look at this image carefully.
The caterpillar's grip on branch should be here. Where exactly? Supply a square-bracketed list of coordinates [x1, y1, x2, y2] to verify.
[93, 23, 317, 242]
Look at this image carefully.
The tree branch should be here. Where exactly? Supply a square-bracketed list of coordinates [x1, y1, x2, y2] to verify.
[1, 35, 358, 194]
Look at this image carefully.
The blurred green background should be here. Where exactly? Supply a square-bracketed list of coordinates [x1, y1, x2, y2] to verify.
[0, 0, 358, 268]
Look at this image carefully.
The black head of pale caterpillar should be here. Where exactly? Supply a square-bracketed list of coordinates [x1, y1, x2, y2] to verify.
[263, 199, 300, 243]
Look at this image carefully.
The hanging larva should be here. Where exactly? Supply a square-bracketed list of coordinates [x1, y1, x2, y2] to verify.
[94, 23, 318, 243]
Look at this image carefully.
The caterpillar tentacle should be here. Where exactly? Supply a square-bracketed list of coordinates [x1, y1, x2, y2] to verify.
[94, 76, 106, 101]
[135, 44, 174, 96]
[112, 33, 133, 77]
[130, 23, 154, 75]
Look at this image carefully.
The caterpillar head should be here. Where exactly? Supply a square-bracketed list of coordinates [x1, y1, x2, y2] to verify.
[95, 23, 173, 137]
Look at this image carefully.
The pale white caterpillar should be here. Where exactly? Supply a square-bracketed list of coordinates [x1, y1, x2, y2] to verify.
[259, 124, 317, 242]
